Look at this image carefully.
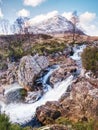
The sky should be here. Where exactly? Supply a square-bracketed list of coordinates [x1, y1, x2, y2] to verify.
[0, 0, 98, 36]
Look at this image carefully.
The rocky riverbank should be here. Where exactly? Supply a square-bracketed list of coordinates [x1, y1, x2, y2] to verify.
[0, 43, 98, 130]
[36, 76, 98, 124]
[0, 55, 49, 91]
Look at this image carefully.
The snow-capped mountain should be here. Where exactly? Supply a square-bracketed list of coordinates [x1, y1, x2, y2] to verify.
[27, 15, 74, 34]
[0, 15, 83, 35]
[0, 19, 11, 35]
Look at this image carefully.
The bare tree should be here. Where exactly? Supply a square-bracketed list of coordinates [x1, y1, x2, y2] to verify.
[71, 11, 79, 43]
[15, 17, 24, 34]
[24, 25, 31, 43]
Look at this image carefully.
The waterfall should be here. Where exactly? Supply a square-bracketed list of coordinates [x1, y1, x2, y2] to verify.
[0, 44, 85, 125]
[71, 44, 86, 74]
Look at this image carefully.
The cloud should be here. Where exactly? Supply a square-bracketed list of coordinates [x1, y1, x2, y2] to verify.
[17, 9, 30, 17]
[62, 12, 73, 20]
[24, 0, 47, 7]
[79, 12, 98, 36]
[26, 10, 98, 36]
[0, 8, 3, 18]
[28, 10, 58, 25]
[62, 11, 98, 36]
[79, 12, 96, 24]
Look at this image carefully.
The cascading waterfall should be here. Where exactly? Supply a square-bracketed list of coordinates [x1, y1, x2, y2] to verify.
[0, 44, 85, 125]
[71, 44, 86, 75]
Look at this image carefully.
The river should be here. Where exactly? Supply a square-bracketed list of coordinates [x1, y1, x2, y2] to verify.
[0, 44, 86, 125]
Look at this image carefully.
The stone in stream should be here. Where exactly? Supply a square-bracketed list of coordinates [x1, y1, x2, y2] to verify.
[5, 88, 27, 104]
[50, 58, 77, 86]
[25, 90, 43, 103]
[18, 55, 49, 91]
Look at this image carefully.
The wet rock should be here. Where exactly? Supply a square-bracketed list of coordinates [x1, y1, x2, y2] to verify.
[18, 55, 49, 90]
[5, 88, 24, 104]
[36, 101, 62, 125]
[50, 68, 67, 86]
[50, 58, 77, 86]
[25, 90, 43, 103]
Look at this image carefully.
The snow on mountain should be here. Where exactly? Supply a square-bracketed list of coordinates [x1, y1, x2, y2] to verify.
[27, 15, 74, 34]
[0, 19, 11, 35]
[0, 15, 83, 35]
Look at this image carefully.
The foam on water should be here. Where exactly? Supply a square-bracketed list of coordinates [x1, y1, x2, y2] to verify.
[1, 75, 73, 124]
[71, 45, 86, 61]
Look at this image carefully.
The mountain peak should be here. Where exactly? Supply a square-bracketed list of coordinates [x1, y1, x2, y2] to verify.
[0, 14, 84, 35]
[27, 14, 74, 34]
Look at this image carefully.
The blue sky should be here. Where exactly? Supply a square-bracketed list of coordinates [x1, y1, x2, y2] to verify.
[0, 0, 98, 35]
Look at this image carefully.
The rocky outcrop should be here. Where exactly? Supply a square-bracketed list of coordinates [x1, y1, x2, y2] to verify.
[36, 101, 62, 125]
[85, 71, 98, 88]
[25, 90, 43, 103]
[36, 77, 98, 124]
[50, 58, 77, 86]
[0, 63, 18, 86]
[5, 89, 23, 104]
[18, 55, 49, 90]
[60, 78, 98, 122]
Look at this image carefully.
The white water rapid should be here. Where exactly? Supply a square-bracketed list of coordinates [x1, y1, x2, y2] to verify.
[71, 44, 86, 75]
[0, 44, 85, 125]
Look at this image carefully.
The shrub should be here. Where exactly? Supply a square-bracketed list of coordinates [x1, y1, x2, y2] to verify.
[82, 46, 98, 76]
[0, 62, 8, 70]
[0, 113, 11, 130]
[72, 120, 94, 130]
[0, 114, 31, 130]
[55, 117, 72, 126]
[8, 47, 24, 61]
[20, 89, 27, 100]
[31, 42, 66, 55]
[55, 117, 96, 130]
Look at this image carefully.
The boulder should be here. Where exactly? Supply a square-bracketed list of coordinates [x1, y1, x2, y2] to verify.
[0, 62, 18, 88]
[50, 58, 77, 86]
[18, 55, 49, 90]
[25, 90, 43, 103]
[60, 77, 98, 122]
[36, 101, 62, 125]
[7, 63, 18, 84]
[50, 67, 68, 86]
[5, 89, 22, 104]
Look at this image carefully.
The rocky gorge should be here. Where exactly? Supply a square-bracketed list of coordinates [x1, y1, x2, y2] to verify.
[0, 43, 98, 130]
